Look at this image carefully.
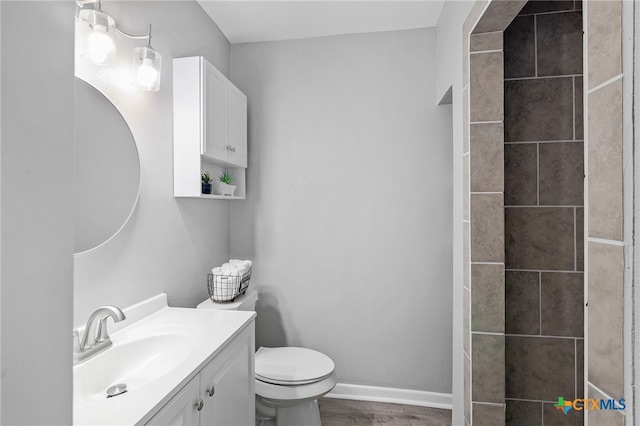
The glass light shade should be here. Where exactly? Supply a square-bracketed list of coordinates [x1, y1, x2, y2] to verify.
[79, 9, 117, 66]
[132, 46, 162, 91]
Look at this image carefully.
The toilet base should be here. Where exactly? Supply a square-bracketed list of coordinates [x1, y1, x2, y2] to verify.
[275, 399, 322, 426]
[255, 398, 322, 426]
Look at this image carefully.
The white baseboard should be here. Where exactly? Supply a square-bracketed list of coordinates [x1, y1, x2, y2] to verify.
[325, 383, 453, 410]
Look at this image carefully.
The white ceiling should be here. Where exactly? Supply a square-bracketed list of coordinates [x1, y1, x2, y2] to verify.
[197, 1, 446, 44]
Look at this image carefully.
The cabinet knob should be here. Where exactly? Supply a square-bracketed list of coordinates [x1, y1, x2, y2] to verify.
[195, 400, 204, 411]
[208, 386, 215, 397]
[226, 145, 236, 153]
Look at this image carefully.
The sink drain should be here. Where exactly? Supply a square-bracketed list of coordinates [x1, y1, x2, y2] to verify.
[106, 383, 127, 398]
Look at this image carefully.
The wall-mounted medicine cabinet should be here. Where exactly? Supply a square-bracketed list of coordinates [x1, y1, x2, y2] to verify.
[173, 56, 247, 199]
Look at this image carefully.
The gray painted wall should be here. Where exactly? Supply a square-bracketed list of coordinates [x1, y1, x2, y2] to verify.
[73, 1, 233, 325]
[1, 1, 75, 424]
[230, 28, 454, 393]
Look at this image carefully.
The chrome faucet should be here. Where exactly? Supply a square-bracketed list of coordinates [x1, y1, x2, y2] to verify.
[73, 306, 126, 365]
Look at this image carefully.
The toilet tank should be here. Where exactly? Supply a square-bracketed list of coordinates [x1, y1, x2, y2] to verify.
[196, 289, 258, 311]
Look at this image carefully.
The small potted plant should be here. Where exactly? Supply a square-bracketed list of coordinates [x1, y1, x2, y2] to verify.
[213, 170, 236, 196]
[202, 171, 212, 194]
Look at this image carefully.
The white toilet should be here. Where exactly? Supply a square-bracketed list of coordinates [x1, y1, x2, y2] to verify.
[197, 289, 337, 426]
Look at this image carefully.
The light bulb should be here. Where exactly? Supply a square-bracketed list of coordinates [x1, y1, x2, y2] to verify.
[136, 57, 158, 89]
[88, 24, 115, 65]
[132, 46, 161, 91]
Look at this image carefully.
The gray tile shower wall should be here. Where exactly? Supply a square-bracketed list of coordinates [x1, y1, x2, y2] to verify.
[584, 2, 625, 420]
[503, 2, 584, 425]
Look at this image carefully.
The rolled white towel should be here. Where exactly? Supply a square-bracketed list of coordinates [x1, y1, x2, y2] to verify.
[213, 263, 246, 277]
[234, 263, 250, 275]
[228, 264, 244, 277]
[229, 259, 252, 274]
[221, 263, 233, 275]
[208, 269, 230, 300]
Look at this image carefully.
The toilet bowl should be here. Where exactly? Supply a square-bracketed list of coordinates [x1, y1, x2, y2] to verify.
[197, 290, 336, 426]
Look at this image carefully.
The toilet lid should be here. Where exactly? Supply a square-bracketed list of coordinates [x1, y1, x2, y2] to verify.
[255, 347, 335, 385]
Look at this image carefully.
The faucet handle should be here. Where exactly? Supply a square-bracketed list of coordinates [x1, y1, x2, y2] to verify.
[96, 317, 111, 343]
[73, 329, 81, 353]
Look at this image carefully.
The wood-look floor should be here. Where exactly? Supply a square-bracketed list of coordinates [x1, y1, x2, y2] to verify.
[318, 398, 452, 426]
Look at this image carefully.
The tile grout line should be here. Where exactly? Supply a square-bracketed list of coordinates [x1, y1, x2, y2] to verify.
[506, 397, 558, 404]
[505, 205, 584, 208]
[470, 49, 503, 55]
[575, 338, 578, 399]
[534, 14, 538, 78]
[574, 207, 577, 271]
[472, 401, 504, 407]
[506, 268, 583, 273]
[573, 76, 576, 141]
[587, 73, 623, 95]
[505, 74, 583, 81]
[471, 331, 505, 336]
[587, 237, 625, 246]
[505, 333, 584, 340]
[471, 30, 503, 35]
[519, 9, 581, 18]
[537, 142, 540, 206]
[505, 140, 583, 144]
[539, 271, 542, 335]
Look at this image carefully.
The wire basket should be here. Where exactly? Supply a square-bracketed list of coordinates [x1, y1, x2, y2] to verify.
[207, 268, 252, 303]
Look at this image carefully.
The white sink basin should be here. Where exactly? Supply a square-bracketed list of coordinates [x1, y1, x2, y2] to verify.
[74, 332, 194, 404]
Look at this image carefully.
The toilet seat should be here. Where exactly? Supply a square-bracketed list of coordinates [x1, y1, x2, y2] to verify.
[256, 371, 338, 404]
[255, 347, 335, 386]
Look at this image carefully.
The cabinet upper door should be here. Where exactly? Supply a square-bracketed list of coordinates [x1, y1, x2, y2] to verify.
[146, 376, 200, 426]
[202, 61, 228, 162]
[199, 328, 254, 426]
[227, 85, 247, 168]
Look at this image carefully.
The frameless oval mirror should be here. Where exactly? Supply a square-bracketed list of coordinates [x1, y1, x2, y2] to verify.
[74, 77, 141, 254]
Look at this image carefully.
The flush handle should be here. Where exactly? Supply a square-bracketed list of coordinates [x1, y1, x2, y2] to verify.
[195, 400, 204, 411]
[208, 386, 215, 397]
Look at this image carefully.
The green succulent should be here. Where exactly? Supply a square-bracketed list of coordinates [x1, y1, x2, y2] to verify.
[219, 170, 233, 185]
[202, 171, 212, 184]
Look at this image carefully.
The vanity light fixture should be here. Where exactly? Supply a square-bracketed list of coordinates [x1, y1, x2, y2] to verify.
[78, 1, 117, 66]
[77, 0, 162, 92]
[131, 28, 162, 92]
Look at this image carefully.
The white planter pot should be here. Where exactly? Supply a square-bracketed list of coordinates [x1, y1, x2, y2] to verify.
[213, 181, 236, 196]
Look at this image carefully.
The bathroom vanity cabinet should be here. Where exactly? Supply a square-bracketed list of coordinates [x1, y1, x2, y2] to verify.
[146, 324, 255, 426]
[73, 295, 256, 426]
[173, 56, 247, 199]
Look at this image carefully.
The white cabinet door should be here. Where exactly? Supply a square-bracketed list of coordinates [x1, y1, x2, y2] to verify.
[144, 323, 255, 425]
[202, 61, 228, 162]
[199, 328, 254, 426]
[227, 85, 247, 168]
[146, 376, 200, 426]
